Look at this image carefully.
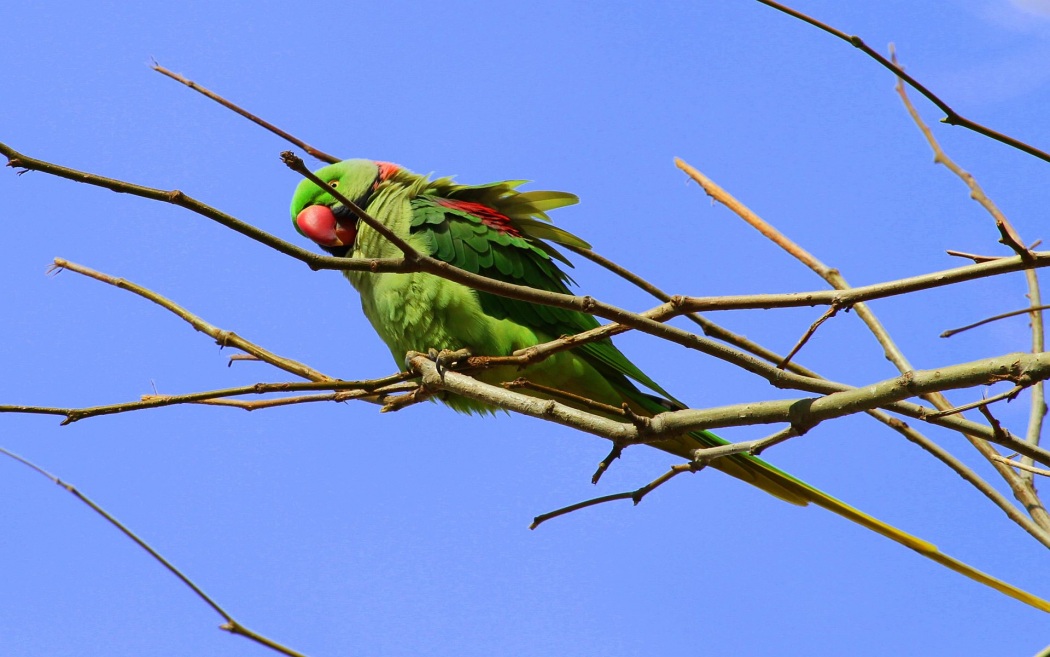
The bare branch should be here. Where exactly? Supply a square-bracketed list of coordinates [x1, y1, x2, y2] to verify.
[677, 153, 1050, 530]
[994, 455, 1050, 478]
[755, 0, 1050, 163]
[531, 463, 700, 529]
[407, 350, 1050, 467]
[0, 377, 416, 425]
[0, 140, 408, 274]
[565, 244, 819, 378]
[532, 427, 799, 529]
[8, 139, 1049, 375]
[53, 258, 333, 382]
[778, 305, 839, 369]
[946, 249, 1004, 263]
[0, 446, 308, 657]
[924, 386, 1025, 420]
[871, 411, 1050, 548]
[565, 236, 1048, 542]
[892, 55, 1049, 516]
[152, 62, 340, 164]
[942, 305, 1050, 338]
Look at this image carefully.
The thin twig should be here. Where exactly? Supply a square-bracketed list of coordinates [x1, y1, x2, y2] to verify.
[677, 155, 1050, 532]
[993, 455, 1050, 478]
[0, 141, 408, 274]
[52, 258, 332, 382]
[778, 305, 839, 369]
[170, 383, 418, 411]
[923, 386, 1025, 420]
[502, 378, 628, 418]
[945, 250, 1003, 263]
[0, 446, 308, 657]
[941, 305, 1050, 338]
[872, 411, 1050, 548]
[531, 463, 699, 529]
[0, 377, 415, 425]
[565, 244, 821, 378]
[592, 440, 628, 485]
[534, 427, 801, 529]
[152, 62, 340, 164]
[892, 56, 1049, 516]
[1026, 283, 1049, 479]
[755, 0, 1050, 163]
[567, 220, 1050, 545]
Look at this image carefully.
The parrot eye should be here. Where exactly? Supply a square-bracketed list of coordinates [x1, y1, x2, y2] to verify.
[328, 180, 339, 188]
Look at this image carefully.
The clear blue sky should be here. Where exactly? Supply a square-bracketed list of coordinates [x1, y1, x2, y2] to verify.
[3, 1, 1050, 655]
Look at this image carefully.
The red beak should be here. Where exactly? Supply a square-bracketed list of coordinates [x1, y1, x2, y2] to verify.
[296, 205, 357, 247]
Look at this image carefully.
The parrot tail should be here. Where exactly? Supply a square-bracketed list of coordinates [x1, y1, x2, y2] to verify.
[656, 428, 1050, 613]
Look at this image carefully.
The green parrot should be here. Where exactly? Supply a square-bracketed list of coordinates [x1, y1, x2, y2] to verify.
[291, 158, 1050, 612]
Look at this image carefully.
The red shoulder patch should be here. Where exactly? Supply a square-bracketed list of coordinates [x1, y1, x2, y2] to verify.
[436, 198, 522, 237]
[376, 161, 401, 181]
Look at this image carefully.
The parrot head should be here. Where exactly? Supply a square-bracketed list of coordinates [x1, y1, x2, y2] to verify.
[290, 158, 402, 256]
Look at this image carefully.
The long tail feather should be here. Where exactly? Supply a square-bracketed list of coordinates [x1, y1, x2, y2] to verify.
[651, 423, 1050, 612]
[774, 466, 1050, 612]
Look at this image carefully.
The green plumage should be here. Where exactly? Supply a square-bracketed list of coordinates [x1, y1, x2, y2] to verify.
[290, 158, 1050, 612]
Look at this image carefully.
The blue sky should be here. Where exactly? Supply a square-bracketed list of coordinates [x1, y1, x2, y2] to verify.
[3, 1, 1050, 655]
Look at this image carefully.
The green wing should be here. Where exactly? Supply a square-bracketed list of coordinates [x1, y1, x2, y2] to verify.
[408, 193, 675, 402]
[407, 186, 1050, 611]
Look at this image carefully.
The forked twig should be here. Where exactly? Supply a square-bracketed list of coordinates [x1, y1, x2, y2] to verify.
[532, 427, 799, 529]
[676, 154, 1050, 531]
[892, 53, 1048, 509]
[531, 463, 700, 529]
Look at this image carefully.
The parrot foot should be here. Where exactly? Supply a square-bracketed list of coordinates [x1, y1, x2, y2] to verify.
[427, 347, 473, 379]
[404, 348, 473, 379]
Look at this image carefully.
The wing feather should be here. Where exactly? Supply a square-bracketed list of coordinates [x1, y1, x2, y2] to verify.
[408, 195, 675, 400]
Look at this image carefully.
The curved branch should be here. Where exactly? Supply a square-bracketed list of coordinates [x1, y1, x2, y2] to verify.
[0, 446, 309, 657]
[152, 63, 341, 164]
[755, 0, 1050, 163]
